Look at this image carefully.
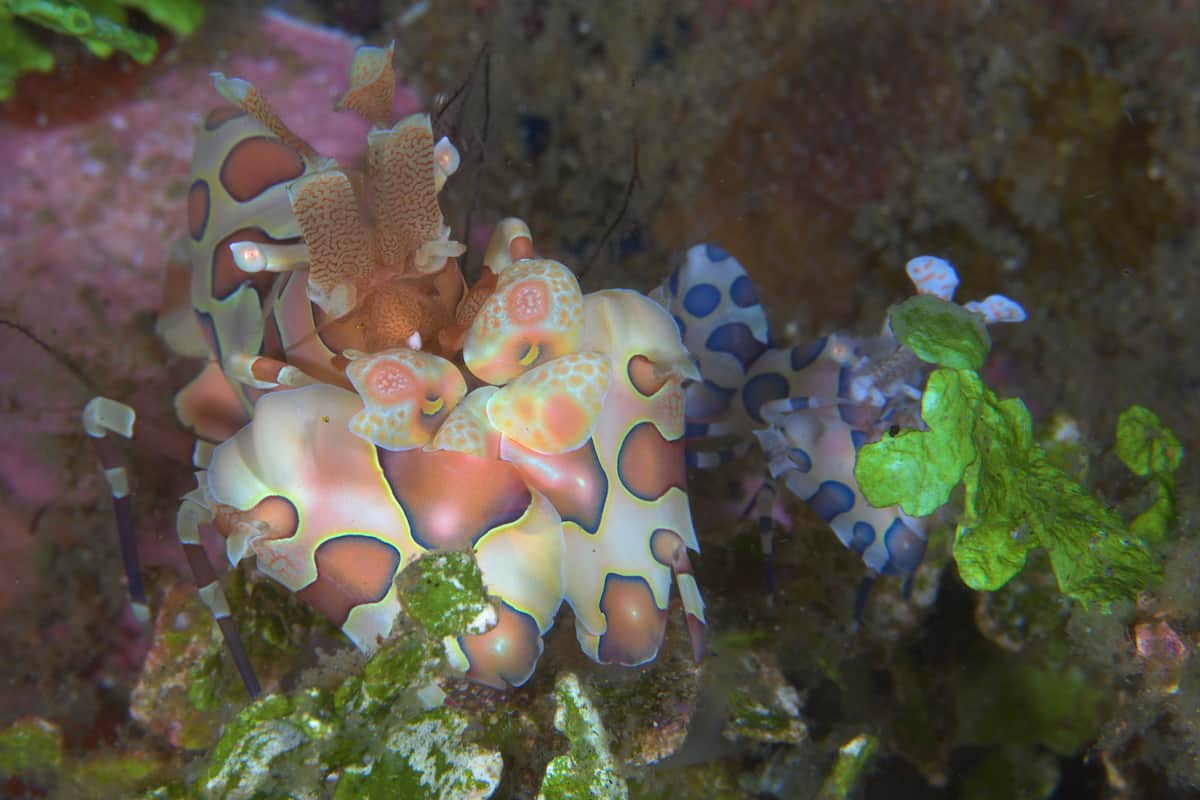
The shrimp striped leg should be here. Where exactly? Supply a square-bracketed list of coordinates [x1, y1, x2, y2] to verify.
[177, 481, 262, 698]
[83, 397, 263, 695]
[82, 398, 148, 624]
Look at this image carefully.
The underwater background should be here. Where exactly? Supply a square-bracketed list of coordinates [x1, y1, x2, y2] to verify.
[0, 1, 1198, 798]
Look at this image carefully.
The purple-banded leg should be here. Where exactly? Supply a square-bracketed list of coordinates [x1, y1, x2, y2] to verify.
[730, 473, 787, 609]
[82, 398, 149, 624]
[685, 437, 752, 470]
[176, 479, 262, 698]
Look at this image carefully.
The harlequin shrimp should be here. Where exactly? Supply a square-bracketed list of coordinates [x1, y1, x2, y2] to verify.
[83, 44, 705, 697]
[653, 245, 1025, 605]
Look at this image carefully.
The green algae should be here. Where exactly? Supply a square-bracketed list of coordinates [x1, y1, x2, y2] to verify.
[0, 717, 169, 798]
[815, 734, 879, 800]
[335, 707, 502, 800]
[855, 368, 979, 517]
[132, 571, 328, 750]
[721, 653, 807, 746]
[72, 751, 166, 793]
[958, 639, 1109, 758]
[398, 550, 493, 639]
[189, 646, 490, 800]
[857, 367, 1163, 608]
[889, 293, 991, 370]
[199, 689, 336, 799]
[538, 673, 628, 800]
[138, 552, 510, 798]
[1116, 405, 1183, 546]
[1117, 405, 1183, 478]
[0, 717, 63, 780]
[0, 0, 203, 98]
[332, 636, 427, 722]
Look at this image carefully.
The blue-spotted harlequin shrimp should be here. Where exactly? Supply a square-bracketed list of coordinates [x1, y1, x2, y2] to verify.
[653, 245, 1025, 603]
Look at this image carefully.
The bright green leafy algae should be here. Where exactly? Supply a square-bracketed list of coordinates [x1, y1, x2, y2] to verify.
[888, 294, 991, 370]
[0, 0, 203, 99]
[855, 368, 979, 516]
[1116, 404, 1182, 477]
[0, 11, 53, 99]
[1116, 405, 1183, 545]
[859, 290, 1165, 606]
[858, 367, 1162, 606]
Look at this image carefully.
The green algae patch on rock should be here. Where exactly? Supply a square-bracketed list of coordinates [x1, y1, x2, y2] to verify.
[0, 716, 63, 782]
[149, 629, 495, 799]
[334, 707, 502, 800]
[333, 636, 432, 724]
[0, 717, 171, 798]
[199, 689, 338, 800]
[397, 551, 495, 639]
[889, 294, 991, 370]
[70, 750, 168, 796]
[538, 673, 628, 800]
[132, 572, 328, 751]
[721, 653, 808, 746]
[815, 734, 880, 800]
[958, 641, 1109, 758]
[588, 610, 702, 768]
[960, 747, 1059, 800]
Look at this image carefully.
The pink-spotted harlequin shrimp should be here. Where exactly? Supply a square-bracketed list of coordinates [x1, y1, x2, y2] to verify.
[83, 43, 705, 696]
[653, 245, 1024, 603]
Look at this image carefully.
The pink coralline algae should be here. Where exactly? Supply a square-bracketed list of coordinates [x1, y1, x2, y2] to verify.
[1135, 620, 1190, 693]
[0, 10, 422, 615]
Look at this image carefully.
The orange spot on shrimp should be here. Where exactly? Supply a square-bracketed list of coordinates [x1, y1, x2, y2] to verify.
[542, 392, 588, 449]
[596, 575, 668, 666]
[504, 279, 550, 324]
[219, 136, 305, 202]
[627, 355, 668, 396]
[204, 105, 246, 130]
[379, 449, 530, 549]
[617, 422, 686, 501]
[459, 604, 543, 689]
[187, 180, 210, 241]
[365, 359, 416, 403]
[297, 535, 401, 627]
